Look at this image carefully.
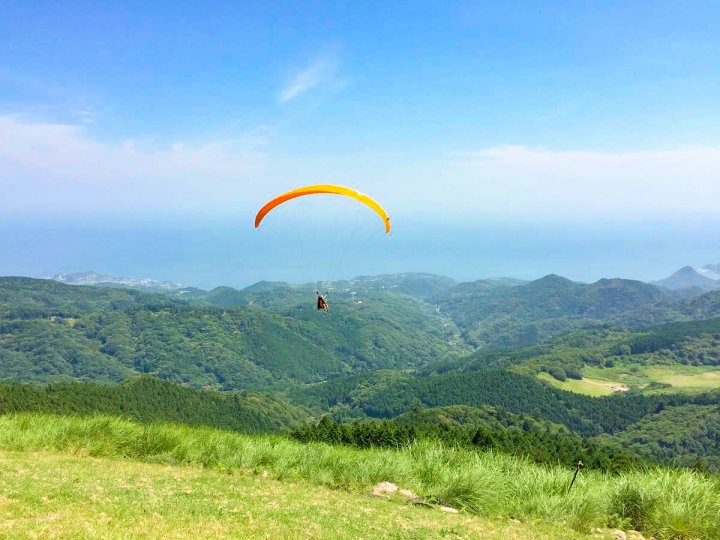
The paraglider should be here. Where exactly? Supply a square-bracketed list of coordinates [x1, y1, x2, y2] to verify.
[254, 184, 390, 312]
[254, 184, 391, 233]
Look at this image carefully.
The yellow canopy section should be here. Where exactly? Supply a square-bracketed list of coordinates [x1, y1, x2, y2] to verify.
[254, 184, 391, 233]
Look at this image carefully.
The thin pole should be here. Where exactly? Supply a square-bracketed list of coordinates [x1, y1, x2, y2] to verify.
[567, 460, 584, 494]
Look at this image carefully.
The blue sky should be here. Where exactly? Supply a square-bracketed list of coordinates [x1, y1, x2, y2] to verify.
[1, 1, 719, 287]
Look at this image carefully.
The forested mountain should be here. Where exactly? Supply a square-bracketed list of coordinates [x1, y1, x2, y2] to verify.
[0, 376, 309, 432]
[287, 367, 720, 435]
[349, 273, 458, 299]
[0, 277, 181, 318]
[433, 275, 692, 347]
[440, 316, 720, 385]
[608, 404, 720, 470]
[171, 272, 720, 351]
[169, 272, 458, 307]
[4, 274, 720, 390]
[0, 277, 465, 389]
[4, 272, 720, 471]
[286, 365, 720, 469]
[681, 290, 720, 319]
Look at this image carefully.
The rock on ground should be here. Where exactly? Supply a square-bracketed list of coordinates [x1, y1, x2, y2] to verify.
[439, 506, 459, 514]
[372, 482, 398, 497]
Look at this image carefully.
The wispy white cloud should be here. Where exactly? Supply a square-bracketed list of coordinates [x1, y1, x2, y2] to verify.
[279, 55, 340, 103]
[0, 116, 274, 216]
[322, 144, 720, 223]
[3, 115, 719, 224]
[414, 145, 720, 220]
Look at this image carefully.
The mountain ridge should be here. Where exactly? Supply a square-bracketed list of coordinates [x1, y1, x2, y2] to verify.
[652, 266, 720, 292]
[52, 271, 185, 292]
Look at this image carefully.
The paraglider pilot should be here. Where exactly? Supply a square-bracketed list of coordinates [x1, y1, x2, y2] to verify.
[316, 291, 329, 312]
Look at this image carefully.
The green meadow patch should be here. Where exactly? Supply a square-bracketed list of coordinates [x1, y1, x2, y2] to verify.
[536, 373, 622, 397]
[644, 367, 720, 391]
[565, 365, 720, 395]
[0, 450, 581, 540]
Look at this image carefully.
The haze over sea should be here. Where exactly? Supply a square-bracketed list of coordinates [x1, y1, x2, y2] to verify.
[1, 216, 718, 289]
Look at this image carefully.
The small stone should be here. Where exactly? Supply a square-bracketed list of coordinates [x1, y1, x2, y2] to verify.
[610, 530, 626, 540]
[508, 518, 521, 524]
[439, 506, 459, 514]
[592, 528, 604, 534]
[372, 482, 398, 496]
[399, 489, 417, 499]
[626, 531, 646, 540]
[371, 493, 389, 500]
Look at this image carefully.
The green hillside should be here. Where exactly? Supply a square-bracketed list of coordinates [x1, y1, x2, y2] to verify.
[681, 290, 720, 319]
[2, 449, 573, 539]
[291, 413, 643, 473]
[173, 277, 469, 367]
[434, 275, 693, 348]
[441, 317, 720, 394]
[1, 414, 718, 539]
[302, 369, 718, 432]
[3, 372, 714, 471]
[609, 404, 720, 471]
[172, 273, 458, 306]
[0, 304, 345, 388]
[4, 275, 720, 474]
[173, 272, 720, 352]
[0, 276, 181, 318]
[5, 274, 717, 392]
[0, 376, 309, 433]
[0, 277, 466, 389]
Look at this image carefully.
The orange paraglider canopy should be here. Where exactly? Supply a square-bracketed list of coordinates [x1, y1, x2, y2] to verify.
[254, 184, 391, 233]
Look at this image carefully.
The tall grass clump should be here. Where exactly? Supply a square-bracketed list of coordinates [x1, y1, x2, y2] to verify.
[608, 477, 659, 531]
[1, 413, 719, 539]
[612, 469, 720, 539]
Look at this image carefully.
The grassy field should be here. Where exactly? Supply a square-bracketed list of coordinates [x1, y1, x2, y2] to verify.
[1, 414, 718, 539]
[539, 365, 720, 396]
[536, 373, 619, 396]
[644, 367, 720, 390]
[0, 450, 586, 539]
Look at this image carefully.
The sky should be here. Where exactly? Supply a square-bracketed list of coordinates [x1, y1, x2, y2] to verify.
[1, 1, 719, 288]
